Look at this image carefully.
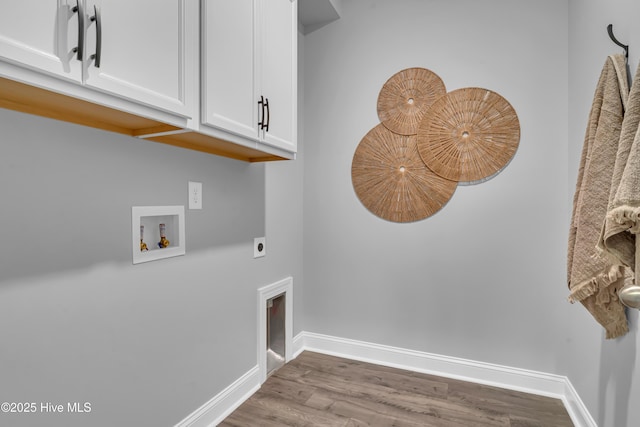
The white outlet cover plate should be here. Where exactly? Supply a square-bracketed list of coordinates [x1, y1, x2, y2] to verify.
[189, 181, 202, 210]
[254, 237, 266, 258]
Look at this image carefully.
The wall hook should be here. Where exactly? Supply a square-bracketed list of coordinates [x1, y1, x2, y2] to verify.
[607, 24, 629, 60]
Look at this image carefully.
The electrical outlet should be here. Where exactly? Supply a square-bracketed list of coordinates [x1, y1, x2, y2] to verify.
[188, 181, 202, 210]
[254, 237, 266, 258]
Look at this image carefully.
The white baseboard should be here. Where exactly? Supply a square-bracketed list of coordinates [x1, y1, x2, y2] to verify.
[295, 332, 597, 427]
[174, 365, 260, 427]
[177, 331, 597, 427]
[562, 378, 598, 427]
[292, 330, 306, 358]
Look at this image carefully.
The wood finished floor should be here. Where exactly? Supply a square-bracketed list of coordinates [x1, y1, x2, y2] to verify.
[220, 351, 573, 427]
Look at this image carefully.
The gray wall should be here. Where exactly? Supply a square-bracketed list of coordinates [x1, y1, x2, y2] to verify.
[303, 0, 570, 374]
[0, 68, 304, 426]
[566, 1, 640, 426]
[301, 1, 640, 426]
[4, 1, 640, 426]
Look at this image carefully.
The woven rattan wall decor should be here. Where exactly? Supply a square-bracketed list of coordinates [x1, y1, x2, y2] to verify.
[417, 87, 520, 184]
[352, 124, 457, 223]
[377, 67, 446, 136]
[352, 67, 520, 223]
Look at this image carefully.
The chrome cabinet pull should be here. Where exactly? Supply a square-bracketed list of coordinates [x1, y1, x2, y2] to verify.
[72, 0, 85, 61]
[89, 5, 101, 67]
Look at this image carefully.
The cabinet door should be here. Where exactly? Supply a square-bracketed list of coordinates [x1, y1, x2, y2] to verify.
[202, 0, 258, 141]
[0, 0, 82, 82]
[83, 0, 196, 118]
[259, 0, 297, 153]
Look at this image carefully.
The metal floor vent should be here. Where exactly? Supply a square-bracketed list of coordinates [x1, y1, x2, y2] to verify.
[266, 293, 286, 377]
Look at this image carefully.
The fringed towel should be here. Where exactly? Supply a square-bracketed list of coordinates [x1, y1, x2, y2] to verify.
[568, 54, 631, 339]
[599, 61, 640, 274]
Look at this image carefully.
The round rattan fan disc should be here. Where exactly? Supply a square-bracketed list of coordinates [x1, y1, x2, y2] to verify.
[377, 68, 446, 136]
[352, 124, 457, 223]
[417, 88, 520, 182]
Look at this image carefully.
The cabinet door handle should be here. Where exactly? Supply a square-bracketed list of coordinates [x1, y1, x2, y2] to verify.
[89, 5, 102, 67]
[72, 0, 85, 61]
[258, 95, 265, 130]
[264, 97, 270, 132]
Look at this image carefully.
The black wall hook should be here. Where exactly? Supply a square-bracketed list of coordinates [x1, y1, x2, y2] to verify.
[607, 24, 629, 60]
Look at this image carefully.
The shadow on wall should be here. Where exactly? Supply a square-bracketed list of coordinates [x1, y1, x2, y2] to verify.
[0, 109, 266, 284]
[598, 309, 637, 427]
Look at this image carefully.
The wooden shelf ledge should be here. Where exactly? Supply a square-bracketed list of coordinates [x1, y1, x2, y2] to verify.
[143, 130, 289, 162]
[0, 77, 290, 163]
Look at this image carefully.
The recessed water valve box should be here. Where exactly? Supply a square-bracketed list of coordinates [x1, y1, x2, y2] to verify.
[132, 206, 186, 264]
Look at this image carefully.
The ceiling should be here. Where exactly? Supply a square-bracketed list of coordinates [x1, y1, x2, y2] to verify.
[298, 0, 342, 34]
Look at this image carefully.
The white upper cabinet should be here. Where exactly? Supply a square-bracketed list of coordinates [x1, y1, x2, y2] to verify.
[0, 0, 295, 161]
[259, 0, 297, 152]
[0, 0, 196, 119]
[202, 0, 257, 140]
[202, 0, 297, 153]
[0, 0, 83, 82]
[83, 0, 196, 118]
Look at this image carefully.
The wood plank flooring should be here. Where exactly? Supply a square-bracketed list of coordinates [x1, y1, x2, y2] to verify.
[220, 351, 573, 427]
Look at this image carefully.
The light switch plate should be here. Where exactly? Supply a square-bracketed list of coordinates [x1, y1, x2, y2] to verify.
[188, 181, 202, 210]
[254, 237, 266, 258]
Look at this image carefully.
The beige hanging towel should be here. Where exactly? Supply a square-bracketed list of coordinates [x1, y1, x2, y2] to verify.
[568, 54, 631, 339]
[599, 61, 640, 274]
